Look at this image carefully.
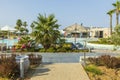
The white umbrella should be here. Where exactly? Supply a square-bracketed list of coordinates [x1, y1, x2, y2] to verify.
[59, 30, 65, 34]
[1, 25, 16, 31]
[1, 25, 17, 48]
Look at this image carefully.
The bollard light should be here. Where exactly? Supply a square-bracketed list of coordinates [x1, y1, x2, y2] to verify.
[20, 58, 24, 78]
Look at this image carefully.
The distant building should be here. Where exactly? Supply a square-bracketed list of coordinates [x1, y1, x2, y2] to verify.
[63, 23, 89, 38]
[90, 27, 110, 38]
[63, 23, 110, 38]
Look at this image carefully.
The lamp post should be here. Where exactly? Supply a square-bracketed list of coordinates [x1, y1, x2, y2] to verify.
[74, 23, 77, 44]
[83, 40, 87, 66]
[7, 30, 10, 49]
[1, 36, 4, 52]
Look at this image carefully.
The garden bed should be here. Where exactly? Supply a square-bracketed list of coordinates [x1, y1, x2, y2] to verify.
[86, 65, 120, 80]
[85, 55, 120, 80]
[0, 54, 42, 80]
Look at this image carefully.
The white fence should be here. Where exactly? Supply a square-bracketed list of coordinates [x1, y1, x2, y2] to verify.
[65, 38, 98, 43]
[87, 43, 116, 50]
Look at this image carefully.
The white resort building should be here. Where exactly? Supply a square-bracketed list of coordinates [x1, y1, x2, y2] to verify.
[63, 23, 110, 38]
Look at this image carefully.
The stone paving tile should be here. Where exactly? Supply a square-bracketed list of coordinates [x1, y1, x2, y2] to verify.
[30, 63, 90, 80]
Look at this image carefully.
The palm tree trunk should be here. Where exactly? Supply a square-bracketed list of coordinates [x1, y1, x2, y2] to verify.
[110, 15, 112, 35]
[116, 11, 119, 25]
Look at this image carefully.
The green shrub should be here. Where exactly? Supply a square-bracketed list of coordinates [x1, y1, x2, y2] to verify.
[99, 38, 108, 44]
[88, 38, 113, 45]
[46, 47, 56, 52]
[56, 47, 67, 52]
[85, 65, 103, 75]
[27, 47, 35, 52]
[39, 48, 46, 52]
[39, 47, 56, 52]
[62, 43, 72, 48]
[72, 49, 80, 52]
[62, 43, 72, 50]
[88, 41, 99, 44]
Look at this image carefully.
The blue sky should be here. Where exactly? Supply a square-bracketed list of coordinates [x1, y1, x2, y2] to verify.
[0, 0, 116, 30]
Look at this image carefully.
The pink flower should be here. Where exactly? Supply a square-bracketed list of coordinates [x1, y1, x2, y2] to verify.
[21, 44, 26, 49]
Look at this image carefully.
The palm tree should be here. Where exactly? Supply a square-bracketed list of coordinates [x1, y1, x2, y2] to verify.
[23, 21, 28, 34]
[24, 28, 29, 35]
[112, 0, 120, 25]
[30, 23, 35, 33]
[107, 10, 114, 35]
[15, 19, 22, 32]
[15, 19, 23, 37]
[23, 21, 28, 28]
[32, 14, 60, 49]
[20, 27, 25, 33]
[115, 24, 120, 35]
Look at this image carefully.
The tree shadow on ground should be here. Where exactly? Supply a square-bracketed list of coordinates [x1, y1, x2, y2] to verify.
[25, 62, 53, 79]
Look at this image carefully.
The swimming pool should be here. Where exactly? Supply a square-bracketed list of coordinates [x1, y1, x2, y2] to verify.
[0, 39, 18, 47]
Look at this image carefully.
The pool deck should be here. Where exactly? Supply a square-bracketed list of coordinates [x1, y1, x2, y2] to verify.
[30, 63, 90, 80]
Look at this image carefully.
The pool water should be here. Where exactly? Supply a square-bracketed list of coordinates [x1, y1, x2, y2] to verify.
[0, 39, 18, 46]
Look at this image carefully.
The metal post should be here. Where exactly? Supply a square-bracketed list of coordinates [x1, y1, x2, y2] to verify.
[7, 31, 9, 49]
[84, 52, 86, 66]
[84, 40, 87, 66]
[74, 23, 77, 44]
[20, 58, 24, 78]
[1, 36, 4, 52]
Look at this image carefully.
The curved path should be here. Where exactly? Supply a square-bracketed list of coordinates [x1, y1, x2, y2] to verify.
[30, 63, 90, 80]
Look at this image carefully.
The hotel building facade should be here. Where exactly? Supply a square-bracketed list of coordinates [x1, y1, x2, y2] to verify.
[63, 23, 111, 38]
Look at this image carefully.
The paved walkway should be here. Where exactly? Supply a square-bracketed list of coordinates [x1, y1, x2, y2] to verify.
[30, 63, 90, 80]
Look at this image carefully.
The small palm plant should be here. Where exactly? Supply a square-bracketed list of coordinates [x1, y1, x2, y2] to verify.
[32, 14, 60, 50]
